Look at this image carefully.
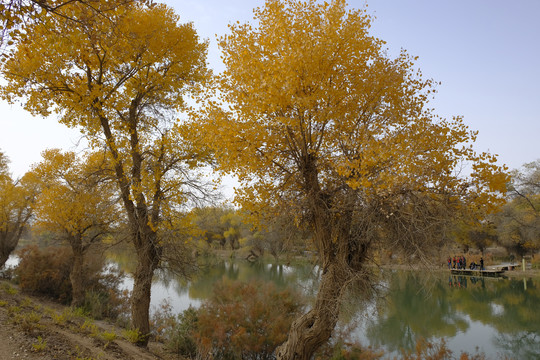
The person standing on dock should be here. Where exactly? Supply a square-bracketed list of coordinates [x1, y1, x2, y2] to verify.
[448, 257, 452, 269]
[463, 256, 467, 270]
[480, 257, 484, 271]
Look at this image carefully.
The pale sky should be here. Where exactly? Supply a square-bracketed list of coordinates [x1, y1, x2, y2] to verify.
[1, 0, 539, 179]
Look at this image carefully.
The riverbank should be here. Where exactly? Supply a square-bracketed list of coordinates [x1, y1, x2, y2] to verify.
[210, 247, 540, 279]
[0, 279, 183, 360]
[498, 268, 540, 279]
[379, 263, 540, 279]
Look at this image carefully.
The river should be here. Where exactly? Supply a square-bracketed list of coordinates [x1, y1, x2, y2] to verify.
[117, 258, 539, 359]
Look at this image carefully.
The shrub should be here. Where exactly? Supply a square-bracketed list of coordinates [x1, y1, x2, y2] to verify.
[17, 311, 44, 333]
[32, 336, 47, 352]
[80, 262, 130, 321]
[196, 279, 303, 360]
[50, 308, 75, 326]
[151, 303, 198, 357]
[0, 266, 15, 280]
[2, 282, 18, 295]
[15, 245, 129, 320]
[401, 338, 453, 360]
[315, 339, 384, 360]
[122, 328, 145, 344]
[15, 245, 73, 303]
[80, 319, 100, 337]
[80, 286, 129, 321]
[100, 331, 117, 342]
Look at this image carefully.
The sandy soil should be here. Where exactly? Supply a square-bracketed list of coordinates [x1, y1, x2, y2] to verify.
[0, 280, 182, 360]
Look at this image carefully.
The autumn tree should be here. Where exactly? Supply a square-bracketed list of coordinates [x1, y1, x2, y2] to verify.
[1, 1, 210, 345]
[31, 149, 118, 307]
[199, 1, 508, 358]
[192, 206, 232, 248]
[494, 160, 540, 258]
[261, 212, 305, 261]
[249, 208, 308, 261]
[0, 151, 35, 268]
[452, 219, 497, 255]
[220, 210, 247, 250]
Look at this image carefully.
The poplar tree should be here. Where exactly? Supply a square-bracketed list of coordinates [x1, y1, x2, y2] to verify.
[199, 1, 508, 358]
[32, 149, 117, 307]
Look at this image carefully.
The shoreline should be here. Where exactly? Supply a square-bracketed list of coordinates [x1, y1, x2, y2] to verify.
[378, 263, 540, 279]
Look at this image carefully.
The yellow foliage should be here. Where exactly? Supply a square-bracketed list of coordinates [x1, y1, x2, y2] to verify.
[0, 176, 30, 232]
[1, 1, 212, 243]
[198, 0, 508, 241]
[31, 149, 118, 245]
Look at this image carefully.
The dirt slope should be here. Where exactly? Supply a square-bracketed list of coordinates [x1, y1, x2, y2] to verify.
[0, 280, 181, 360]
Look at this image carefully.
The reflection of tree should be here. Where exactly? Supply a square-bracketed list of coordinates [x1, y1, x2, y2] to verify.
[452, 277, 540, 358]
[365, 271, 540, 357]
[494, 332, 540, 359]
[446, 277, 495, 325]
[183, 260, 316, 302]
[186, 261, 234, 300]
[106, 247, 137, 275]
[110, 255, 320, 303]
[453, 278, 540, 335]
[365, 272, 468, 352]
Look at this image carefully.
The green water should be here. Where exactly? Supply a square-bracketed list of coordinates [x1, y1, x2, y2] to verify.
[119, 259, 540, 359]
[360, 271, 540, 359]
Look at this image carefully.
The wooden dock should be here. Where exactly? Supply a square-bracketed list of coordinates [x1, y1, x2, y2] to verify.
[450, 269, 505, 277]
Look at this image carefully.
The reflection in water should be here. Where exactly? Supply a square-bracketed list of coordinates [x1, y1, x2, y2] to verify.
[363, 271, 469, 353]
[360, 271, 540, 359]
[177, 260, 318, 302]
[115, 256, 540, 360]
[494, 332, 540, 359]
[128, 258, 319, 315]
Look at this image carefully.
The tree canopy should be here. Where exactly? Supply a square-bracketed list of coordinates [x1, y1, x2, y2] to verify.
[204, 0, 507, 220]
[0, 0, 136, 51]
[32, 149, 117, 242]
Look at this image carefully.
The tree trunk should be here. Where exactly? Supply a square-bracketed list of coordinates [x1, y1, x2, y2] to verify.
[0, 251, 10, 270]
[275, 263, 350, 360]
[131, 232, 160, 347]
[275, 155, 352, 359]
[0, 238, 18, 269]
[70, 245, 85, 308]
[99, 112, 162, 348]
[0, 233, 19, 269]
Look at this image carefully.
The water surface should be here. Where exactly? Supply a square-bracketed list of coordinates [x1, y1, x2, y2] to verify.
[118, 259, 539, 359]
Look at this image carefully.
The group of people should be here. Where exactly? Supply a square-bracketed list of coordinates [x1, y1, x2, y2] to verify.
[448, 255, 467, 269]
[447, 255, 484, 270]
